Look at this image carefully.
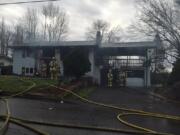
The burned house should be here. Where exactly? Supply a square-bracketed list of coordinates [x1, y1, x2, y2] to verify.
[10, 33, 162, 87]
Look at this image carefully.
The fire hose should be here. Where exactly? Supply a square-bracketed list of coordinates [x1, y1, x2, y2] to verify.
[0, 78, 180, 135]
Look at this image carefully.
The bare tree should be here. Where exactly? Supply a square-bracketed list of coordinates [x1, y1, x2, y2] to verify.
[137, 0, 180, 58]
[41, 2, 68, 41]
[23, 8, 38, 40]
[13, 23, 24, 45]
[42, 5, 47, 39]
[0, 18, 5, 55]
[176, 0, 180, 5]
[106, 26, 123, 43]
[4, 28, 11, 56]
[86, 19, 109, 41]
[0, 18, 12, 56]
[86, 19, 122, 43]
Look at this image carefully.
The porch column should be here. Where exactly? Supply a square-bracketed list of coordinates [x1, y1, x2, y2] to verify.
[144, 49, 152, 87]
[55, 48, 64, 76]
[86, 49, 100, 84]
[36, 49, 43, 74]
[147, 67, 151, 87]
[144, 68, 147, 87]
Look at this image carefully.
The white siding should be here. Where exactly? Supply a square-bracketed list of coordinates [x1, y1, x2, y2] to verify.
[13, 49, 35, 75]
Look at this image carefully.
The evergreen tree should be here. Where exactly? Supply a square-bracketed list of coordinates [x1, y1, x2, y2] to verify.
[63, 49, 91, 79]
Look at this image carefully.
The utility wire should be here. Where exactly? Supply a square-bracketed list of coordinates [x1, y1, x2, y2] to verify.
[0, 0, 60, 6]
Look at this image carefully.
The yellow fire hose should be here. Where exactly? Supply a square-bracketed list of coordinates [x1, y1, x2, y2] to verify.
[50, 85, 180, 135]
[0, 78, 180, 135]
[0, 100, 10, 135]
[0, 78, 49, 135]
[0, 100, 49, 135]
[1, 78, 36, 99]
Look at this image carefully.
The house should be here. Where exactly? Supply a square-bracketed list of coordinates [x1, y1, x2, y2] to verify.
[9, 33, 162, 87]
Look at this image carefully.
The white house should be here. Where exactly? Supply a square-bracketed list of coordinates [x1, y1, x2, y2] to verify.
[10, 33, 162, 87]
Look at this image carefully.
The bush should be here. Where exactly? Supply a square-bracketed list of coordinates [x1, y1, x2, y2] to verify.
[63, 49, 91, 79]
[0, 66, 12, 75]
[171, 81, 180, 99]
[151, 72, 169, 86]
[168, 59, 180, 85]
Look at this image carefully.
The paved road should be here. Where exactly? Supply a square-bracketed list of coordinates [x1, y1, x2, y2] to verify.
[0, 87, 180, 135]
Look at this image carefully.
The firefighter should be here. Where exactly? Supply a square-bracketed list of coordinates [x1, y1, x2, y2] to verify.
[107, 69, 113, 87]
[49, 57, 59, 80]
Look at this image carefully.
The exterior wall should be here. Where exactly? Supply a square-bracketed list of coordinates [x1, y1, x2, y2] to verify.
[0, 58, 12, 66]
[126, 78, 144, 87]
[13, 49, 36, 76]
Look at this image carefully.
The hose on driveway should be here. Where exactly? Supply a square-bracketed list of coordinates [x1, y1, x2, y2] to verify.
[0, 78, 180, 135]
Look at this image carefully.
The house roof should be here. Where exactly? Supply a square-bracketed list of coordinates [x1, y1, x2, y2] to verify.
[10, 40, 96, 48]
[9, 40, 157, 49]
[100, 41, 156, 48]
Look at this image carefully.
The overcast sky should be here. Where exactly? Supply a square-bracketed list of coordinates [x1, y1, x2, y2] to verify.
[0, 0, 138, 40]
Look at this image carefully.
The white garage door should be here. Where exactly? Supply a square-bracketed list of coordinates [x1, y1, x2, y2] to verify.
[126, 78, 144, 87]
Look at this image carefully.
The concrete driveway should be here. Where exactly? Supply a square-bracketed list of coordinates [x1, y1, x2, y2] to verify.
[0, 87, 180, 135]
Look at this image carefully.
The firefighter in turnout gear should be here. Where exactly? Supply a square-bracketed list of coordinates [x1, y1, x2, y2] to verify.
[49, 57, 59, 80]
[107, 69, 113, 87]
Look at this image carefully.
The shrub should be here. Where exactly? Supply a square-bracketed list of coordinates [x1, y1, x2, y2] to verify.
[171, 81, 180, 99]
[168, 59, 180, 85]
[63, 49, 91, 79]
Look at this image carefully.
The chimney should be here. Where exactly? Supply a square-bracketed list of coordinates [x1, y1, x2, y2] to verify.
[96, 31, 102, 46]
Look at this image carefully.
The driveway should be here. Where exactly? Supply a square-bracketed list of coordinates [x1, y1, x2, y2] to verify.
[0, 87, 180, 135]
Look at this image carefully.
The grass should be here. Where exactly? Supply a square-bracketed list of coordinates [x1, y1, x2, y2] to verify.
[63, 87, 96, 99]
[0, 76, 58, 93]
[0, 75, 95, 100]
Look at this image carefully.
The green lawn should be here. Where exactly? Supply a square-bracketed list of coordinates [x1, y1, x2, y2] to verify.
[63, 87, 95, 99]
[0, 76, 58, 93]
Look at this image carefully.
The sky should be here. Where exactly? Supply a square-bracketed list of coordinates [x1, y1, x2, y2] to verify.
[0, 0, 138, 40]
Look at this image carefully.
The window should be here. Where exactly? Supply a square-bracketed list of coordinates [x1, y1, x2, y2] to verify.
[26, 68, 29, 74]
[30, 68, 34, 74]
[22, 67, 25, 75]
